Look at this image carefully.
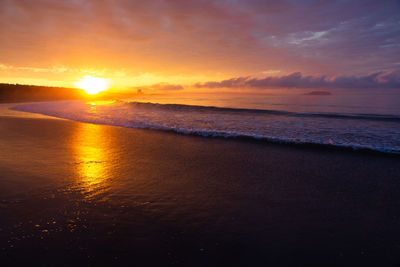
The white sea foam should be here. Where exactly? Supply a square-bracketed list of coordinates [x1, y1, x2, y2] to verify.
[10, 100, 400, 154]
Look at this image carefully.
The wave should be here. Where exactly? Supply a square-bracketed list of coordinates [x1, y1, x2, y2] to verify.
[10, 100, 400, 155]
[124, 101, 400, 122]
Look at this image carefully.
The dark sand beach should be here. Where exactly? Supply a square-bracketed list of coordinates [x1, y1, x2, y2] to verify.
[1, 112, 400, 266]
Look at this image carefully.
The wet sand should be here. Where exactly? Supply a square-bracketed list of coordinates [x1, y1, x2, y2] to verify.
[1, 115, 400, 266]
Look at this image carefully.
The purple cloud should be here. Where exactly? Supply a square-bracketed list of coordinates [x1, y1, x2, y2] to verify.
[0, 0, 399, 78]
[194, 70, 400, 89]
[135, 83, 184, 91]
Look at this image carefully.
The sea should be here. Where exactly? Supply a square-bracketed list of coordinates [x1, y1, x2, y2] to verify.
[10, 88, 400, 154]
[2, 89, 400, 266]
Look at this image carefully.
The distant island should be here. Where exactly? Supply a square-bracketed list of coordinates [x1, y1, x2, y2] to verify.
[303, 90, 332, 96]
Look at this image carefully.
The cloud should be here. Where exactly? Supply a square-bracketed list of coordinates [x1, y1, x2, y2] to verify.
[194, 70, 400, 89]
[135, 83, 184, 91]
[0, 0, 399, 85]
[0, 63, 71, 73]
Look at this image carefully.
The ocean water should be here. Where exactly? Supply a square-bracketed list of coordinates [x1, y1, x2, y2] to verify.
[2, 93, 400, 266]
[10, 90, 400, 154]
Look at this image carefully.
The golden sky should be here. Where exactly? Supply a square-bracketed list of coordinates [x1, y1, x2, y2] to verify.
[1, 0, 399, 92]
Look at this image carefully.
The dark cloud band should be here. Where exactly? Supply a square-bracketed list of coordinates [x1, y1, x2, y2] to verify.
[194, 70, 400, 89]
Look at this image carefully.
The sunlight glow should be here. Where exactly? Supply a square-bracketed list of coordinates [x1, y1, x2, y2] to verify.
[75, 75, 110, 95]
[72, 123, 111, 199]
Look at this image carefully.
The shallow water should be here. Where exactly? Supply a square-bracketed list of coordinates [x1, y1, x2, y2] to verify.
[1, 116, 400, 266]
[11, 96, 400, 153]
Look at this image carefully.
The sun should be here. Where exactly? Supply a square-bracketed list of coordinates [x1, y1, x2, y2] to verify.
[75, 75, 110, 95]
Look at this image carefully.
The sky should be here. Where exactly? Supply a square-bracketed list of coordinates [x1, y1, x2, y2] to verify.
[0, 0, 400, 91]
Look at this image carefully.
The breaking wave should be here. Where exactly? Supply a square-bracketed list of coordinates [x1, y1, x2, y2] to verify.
[10, 100, 400, 154]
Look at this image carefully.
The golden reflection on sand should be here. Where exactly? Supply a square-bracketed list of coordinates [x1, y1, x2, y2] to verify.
[72, 122, 111, 198]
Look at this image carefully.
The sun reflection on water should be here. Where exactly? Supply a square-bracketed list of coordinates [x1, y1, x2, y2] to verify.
[72, 122, 111, 198]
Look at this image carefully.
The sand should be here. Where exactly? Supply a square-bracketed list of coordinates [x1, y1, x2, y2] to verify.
[0, 114, 400, 266]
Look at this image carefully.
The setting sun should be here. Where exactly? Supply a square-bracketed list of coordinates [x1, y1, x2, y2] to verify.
[75, 75, 110, 95]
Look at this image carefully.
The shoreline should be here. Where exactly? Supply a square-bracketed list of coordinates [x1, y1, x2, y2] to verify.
[5, 102, 400, 157]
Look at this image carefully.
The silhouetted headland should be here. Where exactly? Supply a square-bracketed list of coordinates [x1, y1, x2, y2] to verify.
[0, 83, 139, 103]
